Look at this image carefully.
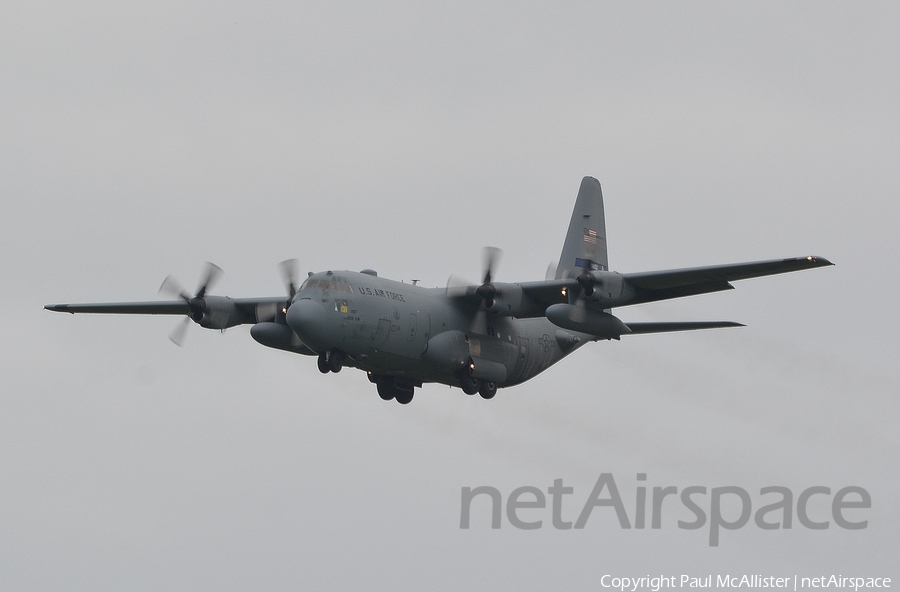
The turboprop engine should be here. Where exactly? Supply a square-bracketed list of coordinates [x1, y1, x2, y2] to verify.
[158, 262, 253, 345]
[574, 270, 636, 307]
[481, 283, 539, 317]
[193, 295, 246, 330]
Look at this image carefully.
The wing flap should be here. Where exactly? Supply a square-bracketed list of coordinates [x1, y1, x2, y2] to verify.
[626, 280, 735, 306]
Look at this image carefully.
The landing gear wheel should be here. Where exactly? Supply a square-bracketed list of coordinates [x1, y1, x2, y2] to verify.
[458, 372, 480, 395]
[317, 353, 330, 374]
[375, 377, 414, 404]
[327, 349, 344, 373]
[479, 381, 497, 400]
[376, 377, 395, 401]
[394, 388, 414, 405]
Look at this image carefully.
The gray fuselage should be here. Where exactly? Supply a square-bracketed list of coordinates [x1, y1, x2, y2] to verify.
[285, 269, 586, 390]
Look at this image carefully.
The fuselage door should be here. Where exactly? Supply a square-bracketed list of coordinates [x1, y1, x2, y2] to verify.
[373, 317, 391, 348]
[513, 335, 530, 381]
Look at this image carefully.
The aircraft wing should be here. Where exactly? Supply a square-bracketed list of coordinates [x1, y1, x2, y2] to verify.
[515, 280, 571, 310]
[620, 256, 833, 306]
[45, 301, 191, 315]
[45, 297, 288, 324]
[512, 255, 832, 316]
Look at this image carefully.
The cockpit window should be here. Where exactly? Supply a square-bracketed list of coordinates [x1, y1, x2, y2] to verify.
[332, 276, 354, 293]
[301, 276, 353, 293]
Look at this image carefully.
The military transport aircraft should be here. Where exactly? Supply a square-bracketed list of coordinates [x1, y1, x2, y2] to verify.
[46, 177, 832, 404]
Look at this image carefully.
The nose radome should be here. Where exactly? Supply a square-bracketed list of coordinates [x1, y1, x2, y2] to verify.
[286, 298, 331, 352]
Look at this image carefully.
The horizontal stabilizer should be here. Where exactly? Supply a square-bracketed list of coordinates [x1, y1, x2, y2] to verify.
[624, 321, 744, 334]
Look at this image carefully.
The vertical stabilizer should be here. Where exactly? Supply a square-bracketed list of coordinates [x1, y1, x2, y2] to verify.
[556, 176, 608, 279]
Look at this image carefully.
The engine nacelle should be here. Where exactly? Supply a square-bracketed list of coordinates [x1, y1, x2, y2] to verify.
[196, 295, 248, 330]
[582, 271, 636, 306]
[483, 283, 538, 317]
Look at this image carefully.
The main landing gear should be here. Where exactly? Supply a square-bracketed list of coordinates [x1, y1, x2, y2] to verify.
[318, 354, 417, 405]
[457, 370, 498, 400]
[373, 375, 415, 405]
[317, 349, 345, 374]
[478, 381, 497, 400]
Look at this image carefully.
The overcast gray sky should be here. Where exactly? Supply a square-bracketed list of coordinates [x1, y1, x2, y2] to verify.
[2, 2, 899, 590]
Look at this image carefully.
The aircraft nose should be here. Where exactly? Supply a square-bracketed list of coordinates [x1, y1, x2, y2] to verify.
[286, 298, 331, 351]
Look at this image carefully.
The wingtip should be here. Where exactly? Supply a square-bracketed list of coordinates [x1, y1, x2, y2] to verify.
[805, 255, 834, 266]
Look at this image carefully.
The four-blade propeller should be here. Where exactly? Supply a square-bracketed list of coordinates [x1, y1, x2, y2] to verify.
[158, 262, 223, 346]
[445, 247, 505, 334]
[447, 246, 504, 309]
[159, 260, 302, 345]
